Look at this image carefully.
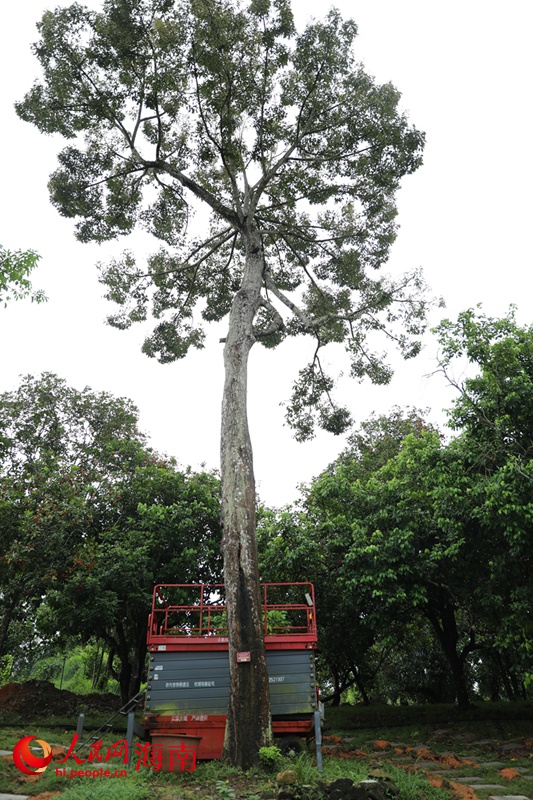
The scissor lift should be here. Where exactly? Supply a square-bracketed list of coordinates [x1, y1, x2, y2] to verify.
[142, 582, 319, 759]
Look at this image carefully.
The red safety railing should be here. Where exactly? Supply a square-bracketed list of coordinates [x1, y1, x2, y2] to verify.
[147, 583, 317, 649]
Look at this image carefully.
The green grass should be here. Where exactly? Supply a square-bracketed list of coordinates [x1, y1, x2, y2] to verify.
[382, 765, 451, 800]
[57, 778, 150, 800]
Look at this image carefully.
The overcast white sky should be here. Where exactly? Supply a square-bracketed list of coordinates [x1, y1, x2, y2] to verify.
[1, 1, 532, 506]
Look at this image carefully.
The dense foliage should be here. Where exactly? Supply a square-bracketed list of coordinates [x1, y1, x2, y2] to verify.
[0, 374, 221, 701]
[0, 245, 45, 306]
[259, 310, 533, 707]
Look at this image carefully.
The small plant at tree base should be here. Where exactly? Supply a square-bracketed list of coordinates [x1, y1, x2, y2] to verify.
[258, 745, 283, 770]
[215, 779, 237, 800]
[293, 753, 317, 784]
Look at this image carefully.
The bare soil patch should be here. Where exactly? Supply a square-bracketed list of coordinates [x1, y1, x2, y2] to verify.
[0, 680, 121, 719]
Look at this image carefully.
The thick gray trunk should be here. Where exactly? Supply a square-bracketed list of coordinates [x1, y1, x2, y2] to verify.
[220, 222, 272, 768]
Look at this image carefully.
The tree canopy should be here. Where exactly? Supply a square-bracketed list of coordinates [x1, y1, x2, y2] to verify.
[0, 373, 222, 701]
[17, 0, 429, 437]
[0, 372, 145, 480]
[0, 373, 148, 662]
[39, 460, 222, 702]
[435, 306, 533, 466]
[257, 312, 533, 707]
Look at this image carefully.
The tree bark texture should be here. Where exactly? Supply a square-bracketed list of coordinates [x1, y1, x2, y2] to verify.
[220, 222, 273, 768]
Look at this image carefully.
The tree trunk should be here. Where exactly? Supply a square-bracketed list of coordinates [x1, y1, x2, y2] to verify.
[114, 621, 133, 705]
[322, 663, 370, 706]
[92, 644, 105, 690]
[118, 656, 131, 705]
[128, 629, 147, 700]
[329, 665, 342, 706]
[495, 651, 516, 701]
[220, 221, 272, 769]
[350, 663, 371, 705]
[425, 598, 472, 710]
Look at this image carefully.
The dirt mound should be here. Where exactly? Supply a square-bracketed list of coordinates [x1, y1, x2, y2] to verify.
[0, 680, 121, 719]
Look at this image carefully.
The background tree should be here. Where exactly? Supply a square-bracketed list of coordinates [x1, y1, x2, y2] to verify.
[257, 505, 368, 706]
[373, 617, 457, 705]
[300, 383, 533, 707]
[0, 465, 89, 660]
[284, 407, 483, 709]
[257, 320, 533, 708]
[17, 0, 429, 765]
[0, 373, 222, 700]
[257, 410, 431, 706]
[337, 405, 434, 472]
[300, 409, 442, 705]
[434, 306, 533, 467]
[333, 431, 485, 709]
[38, 460, 222, 702]
[0, 372, 145, 480]
[0, 372, 148, 659]
[0, 245, 45, 306]
[434, 307, 533, 685]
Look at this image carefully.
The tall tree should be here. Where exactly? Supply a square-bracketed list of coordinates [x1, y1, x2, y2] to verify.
[17, 0, 429, 766]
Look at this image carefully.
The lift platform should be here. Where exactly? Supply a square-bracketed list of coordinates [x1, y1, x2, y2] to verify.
[142, 582, 319, 760]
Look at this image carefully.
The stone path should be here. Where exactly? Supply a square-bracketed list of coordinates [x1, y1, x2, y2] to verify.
[325, 731, 533, 800]
[423, 741, 531, 800]
[490, 797, 531, 800]
[0, 749, 29, 799]
[0, 794, 30, 800]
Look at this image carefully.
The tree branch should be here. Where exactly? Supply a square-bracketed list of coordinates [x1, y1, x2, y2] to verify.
[143, 158, 240, 227]
[253, 295, 285, 339]
[250, 64, 325, 209]
[263, 271, 315, 330]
